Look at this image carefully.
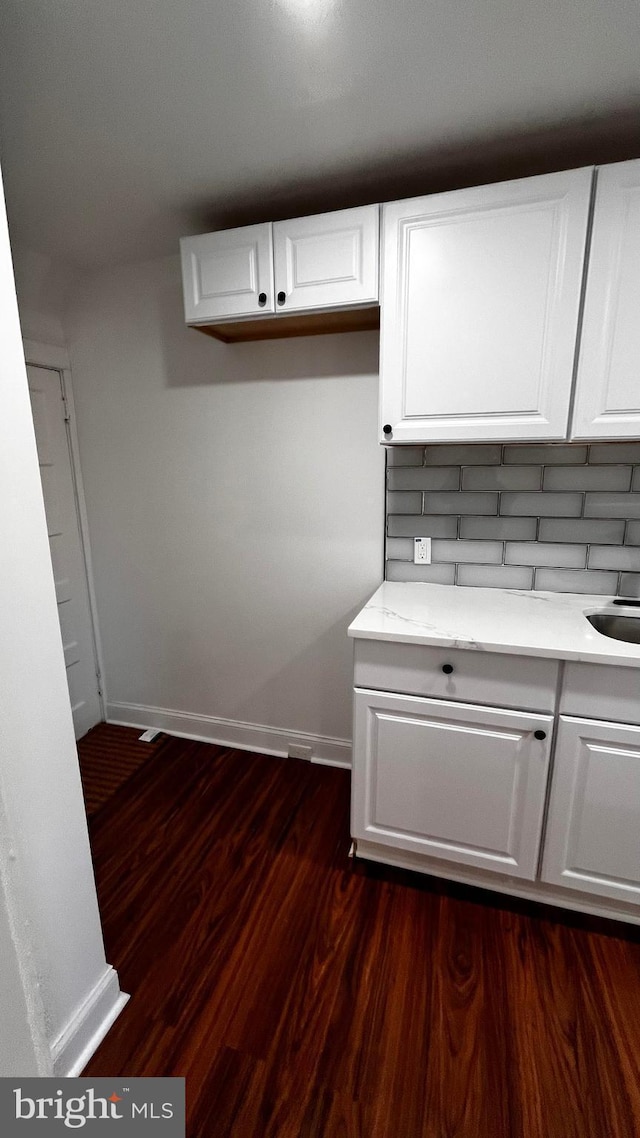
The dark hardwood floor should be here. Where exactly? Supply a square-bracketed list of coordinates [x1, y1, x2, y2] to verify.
[77, 723, 165, 817]
[83, 725, 640, 1137]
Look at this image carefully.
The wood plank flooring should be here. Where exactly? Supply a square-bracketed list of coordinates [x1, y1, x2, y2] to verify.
[83, 725, 640, 1137]
[77, 723, 165, 817]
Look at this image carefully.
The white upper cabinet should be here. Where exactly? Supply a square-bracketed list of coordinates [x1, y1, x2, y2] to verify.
[542, 715, 640, 906]
[571, 160, 640, 439]
[272, 205, 379, 314]
[180, 223, 274, 322]
[380, 168, 593, 444]
[180, 206, 379, 337]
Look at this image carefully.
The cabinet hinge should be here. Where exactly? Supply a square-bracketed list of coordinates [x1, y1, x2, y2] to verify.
[62, 394, 71, 423]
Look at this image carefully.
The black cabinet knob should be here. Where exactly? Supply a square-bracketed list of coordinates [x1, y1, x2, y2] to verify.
[277, 290, 286, 305]
[383, 424, 393, 435]
[534, 730, 547, 741]
[258, 292, 267, 307]
[442, 664, 454, 675]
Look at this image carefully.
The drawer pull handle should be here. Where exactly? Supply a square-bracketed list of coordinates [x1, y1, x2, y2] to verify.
[442, 664, 454, 675]
[534, 729, 547, 741]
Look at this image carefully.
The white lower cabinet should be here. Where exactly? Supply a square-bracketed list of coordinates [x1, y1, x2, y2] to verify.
[350, 637, 640, 922]
[541, 715, 640, 905]
[352, 689, 553, 880]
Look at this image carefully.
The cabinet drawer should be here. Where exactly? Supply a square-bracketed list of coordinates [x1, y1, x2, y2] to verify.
[561, 662, 640, 725]
[353, 640, 558, 712]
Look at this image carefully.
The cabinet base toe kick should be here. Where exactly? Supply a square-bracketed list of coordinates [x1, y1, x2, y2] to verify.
[353, 839, 640, 927]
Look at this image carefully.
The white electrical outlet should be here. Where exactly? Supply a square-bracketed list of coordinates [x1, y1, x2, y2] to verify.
[414, 537, 431, 564]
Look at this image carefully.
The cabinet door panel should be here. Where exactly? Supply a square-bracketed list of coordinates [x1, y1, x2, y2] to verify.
[542, 715, 640, 904]
[352, 689, 552, 878]
[181, 223, 274, 322]
[572, 160, 640, 439]
[273, 205, 379, 313]
[380, 168, 592, 443]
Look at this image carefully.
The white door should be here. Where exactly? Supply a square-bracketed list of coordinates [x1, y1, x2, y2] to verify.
[27, 365, 102, 739]
[272, 205, 379, 314]
[352, 688, 553, 879]
[380, 168, 593, 443]
[571, 160, 640, 439]
[542, 715, 640, 905]
[180, 222, 274, 322]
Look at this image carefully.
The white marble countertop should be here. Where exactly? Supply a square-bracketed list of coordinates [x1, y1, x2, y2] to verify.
[348, 582, 640, 667]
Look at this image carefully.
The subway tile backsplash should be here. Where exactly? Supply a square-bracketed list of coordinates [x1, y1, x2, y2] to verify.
[459, 515, 537, 541]
[500, 491, 584, 516]
[423, 491, 499, 515]
[584, 493, 640, 518]
[543, 465, 632, 491]
[456, 564, 535, 590]
[461, 465, 542, 491]
[388, 514, 458, 538]
[502, 444, 588, 465]
[387, 561, 456, 584]
[504, 542, 587, 568]
[385, 443, 640, 596]
[388, 466, 460, 491]
[431, 539, 503, 564]
[386, 491, 422, 515]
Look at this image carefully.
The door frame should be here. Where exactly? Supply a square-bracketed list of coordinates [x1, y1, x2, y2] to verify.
[23, 339, 106, 721]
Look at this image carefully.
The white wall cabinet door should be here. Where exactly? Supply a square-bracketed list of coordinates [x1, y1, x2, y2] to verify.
[180, 222, 274, 322]
[380, 168, 592, 443]
[272, 205, 379, 314]
[542, 716, 640, 905]
[352, 689, 553, 879]
[571, 160, 640, 439]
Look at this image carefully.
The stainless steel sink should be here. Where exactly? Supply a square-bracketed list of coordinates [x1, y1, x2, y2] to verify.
[587, 612, 640, 644]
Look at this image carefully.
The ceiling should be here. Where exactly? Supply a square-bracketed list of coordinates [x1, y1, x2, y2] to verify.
[0, 0, 639, 268]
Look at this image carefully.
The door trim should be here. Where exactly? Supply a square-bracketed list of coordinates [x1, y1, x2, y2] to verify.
[23, 341, 107, 718]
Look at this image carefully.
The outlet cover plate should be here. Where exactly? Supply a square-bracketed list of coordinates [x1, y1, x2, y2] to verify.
[414, 537, 431, 564]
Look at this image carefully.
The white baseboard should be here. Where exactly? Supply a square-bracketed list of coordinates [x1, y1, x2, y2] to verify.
[107, 701, 352, 769]
[51, 966, 129, 1077]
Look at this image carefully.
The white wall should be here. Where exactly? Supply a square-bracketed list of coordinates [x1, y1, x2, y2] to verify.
[10, 247, 77, 347]
[0, 749, 49, 1076]
[0, 890, 45, 1075]
[0, 169, 124, 1075]
[65, 255, 384, 757]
